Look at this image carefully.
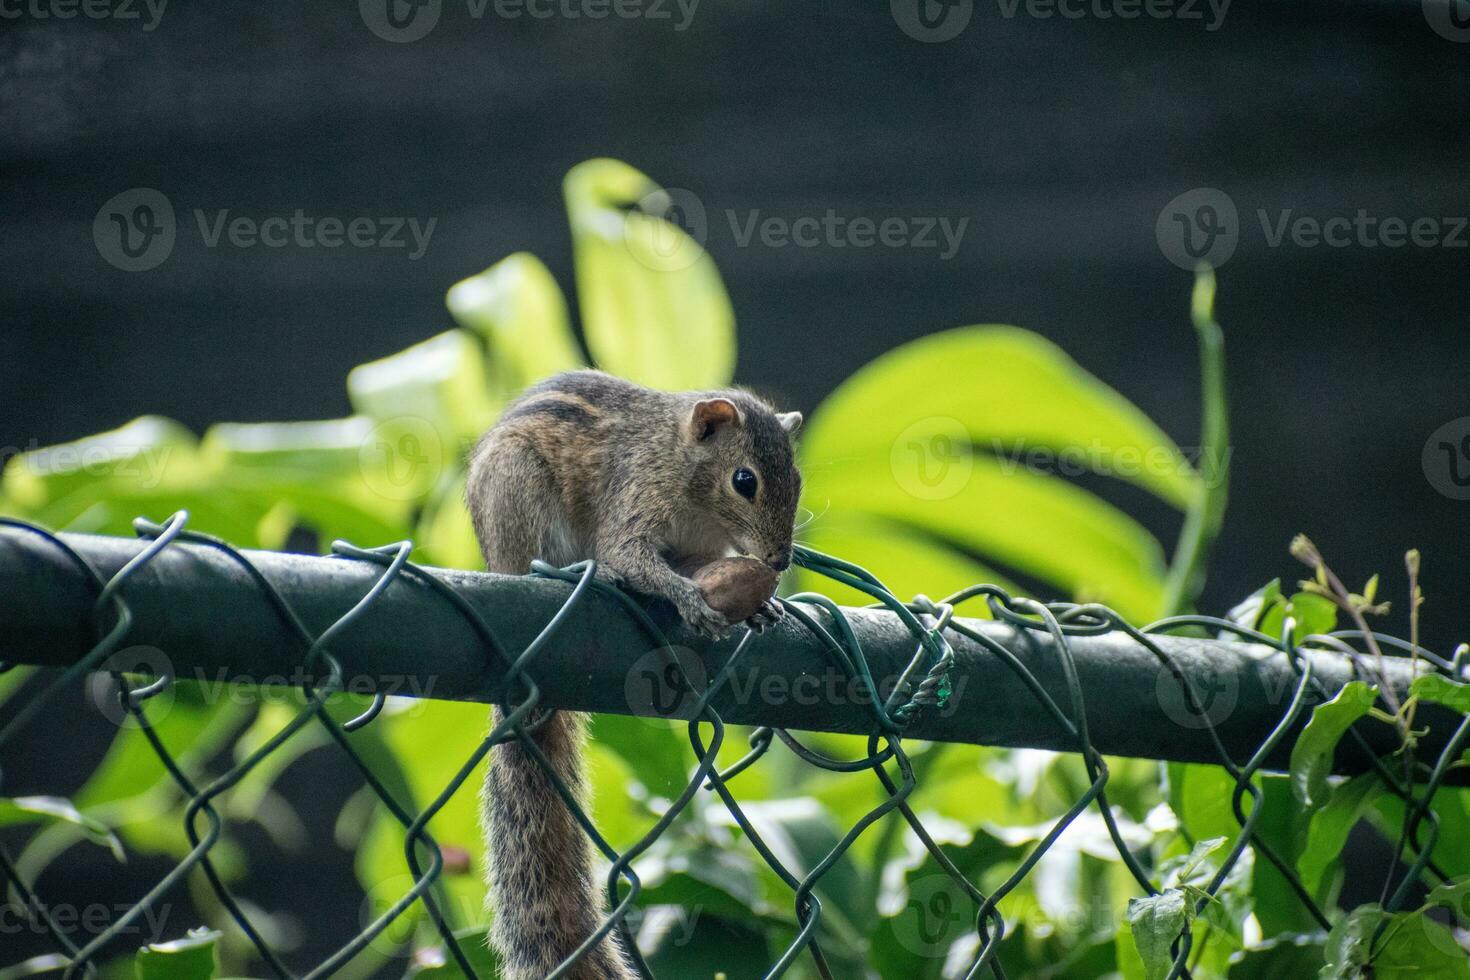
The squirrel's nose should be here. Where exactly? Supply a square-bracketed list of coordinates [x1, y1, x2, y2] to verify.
[767, 549, 791, 572]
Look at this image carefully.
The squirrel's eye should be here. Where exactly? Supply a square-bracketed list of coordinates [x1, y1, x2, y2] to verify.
[732, 467, 758, 500]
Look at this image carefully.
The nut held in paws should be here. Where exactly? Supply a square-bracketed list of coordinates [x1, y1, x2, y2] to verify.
[693, 557, 779, 623]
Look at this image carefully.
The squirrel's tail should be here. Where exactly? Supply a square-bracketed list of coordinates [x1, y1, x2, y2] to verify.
[484, 707, 637, 980]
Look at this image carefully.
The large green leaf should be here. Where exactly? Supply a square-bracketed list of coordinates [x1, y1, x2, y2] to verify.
[347, 329, 496, 507]
[1320, 904, 1385, 979]
[564, 158, 735, 389]
[1250, 775, 1321, 939]
[1296, 774, 1383, 906]
[1, 416, 198, 512]
[995, 922, 1118, 980]
[842, 744, 1015, 846]
[799, 326, 1196, 619]
[795, 512, 1013, 609]
[803, 452, 1168, 618]
[1258, 591, 1338, 646]
[1320, 903, 1470, 979]
[0, 414, 410, 547]
[21, 483, 279, 546]
[1288, 682, 1378, 813]
[349, 329, 497, 442]
[199, 417, 378, 482]
[134, 928, 220, 980]
[0, 796, 124, 860]
[1412, 673, 1470, 714]
[1123, 836, 1242, 980]
[801, 325, 1198, 508]
[1126, 888, 1194, 980]
[446, 251, 586, 397]
[1166, 761, 1243, 847]
[0, 417, 283, 544]
[200, 418, 420, 544]
[583, 738, 663, 853]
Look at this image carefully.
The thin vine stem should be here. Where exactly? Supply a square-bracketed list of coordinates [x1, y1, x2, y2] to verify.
[1162, 265, 1230, 617]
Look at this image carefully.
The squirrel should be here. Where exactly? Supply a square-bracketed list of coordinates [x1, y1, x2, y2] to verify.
[466, 369, 803, 980]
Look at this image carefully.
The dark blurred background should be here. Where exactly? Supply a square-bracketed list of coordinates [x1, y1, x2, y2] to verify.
[3, 6, 1469, 685]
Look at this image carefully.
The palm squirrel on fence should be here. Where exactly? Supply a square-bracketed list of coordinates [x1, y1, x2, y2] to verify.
[466, 369, 803, 980]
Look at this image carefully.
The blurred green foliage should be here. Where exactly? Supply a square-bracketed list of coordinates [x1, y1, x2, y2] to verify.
[2, 159, 1465, 978]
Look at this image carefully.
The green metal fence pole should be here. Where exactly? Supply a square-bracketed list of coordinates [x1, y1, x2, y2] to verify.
[0, 527, 1456, 780]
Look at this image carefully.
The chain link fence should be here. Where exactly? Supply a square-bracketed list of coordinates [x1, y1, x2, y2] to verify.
[2, 511, 1467, 979]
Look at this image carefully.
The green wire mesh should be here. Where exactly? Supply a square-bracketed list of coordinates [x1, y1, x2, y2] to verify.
[1, 510, 1467, 980]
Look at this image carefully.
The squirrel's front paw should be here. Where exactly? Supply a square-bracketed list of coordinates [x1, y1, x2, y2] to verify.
[593, 563, 628, 589]
[677, 594, 734, 639]
[746, 598, 784, 633]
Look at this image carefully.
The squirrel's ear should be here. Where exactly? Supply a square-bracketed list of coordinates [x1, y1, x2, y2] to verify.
[777, 411, 803, 436]
[689, 398, 741, 441]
